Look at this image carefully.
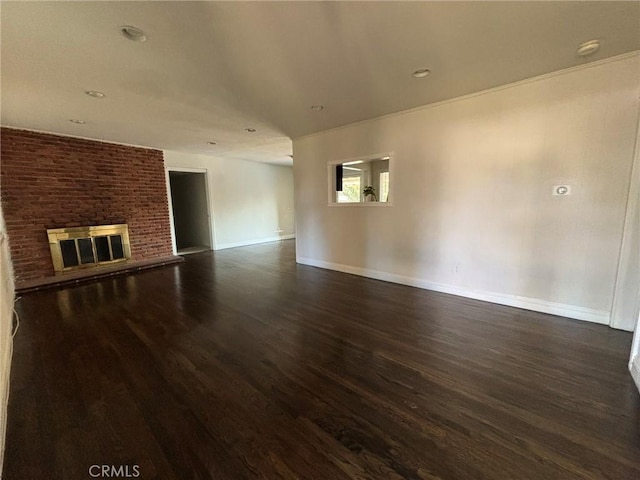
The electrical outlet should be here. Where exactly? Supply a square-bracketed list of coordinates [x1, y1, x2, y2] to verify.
[454, 265, 460, 274]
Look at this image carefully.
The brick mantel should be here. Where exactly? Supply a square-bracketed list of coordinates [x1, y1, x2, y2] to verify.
[0, 128, 173, 284]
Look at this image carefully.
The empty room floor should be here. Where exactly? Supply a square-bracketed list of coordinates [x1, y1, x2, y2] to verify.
[4, 240, 640, 479]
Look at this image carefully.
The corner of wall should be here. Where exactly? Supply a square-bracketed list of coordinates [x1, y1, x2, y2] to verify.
[0, 202, 16, 478]
[630, 311, 640, 393]
[610, 102, 640, 331]
[631, 355, 640, 393]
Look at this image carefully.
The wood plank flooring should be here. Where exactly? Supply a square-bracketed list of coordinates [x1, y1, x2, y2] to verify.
[4, 239, 639, 479]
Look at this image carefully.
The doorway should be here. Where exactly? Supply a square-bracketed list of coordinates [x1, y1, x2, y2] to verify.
[168, 171, 212, 255]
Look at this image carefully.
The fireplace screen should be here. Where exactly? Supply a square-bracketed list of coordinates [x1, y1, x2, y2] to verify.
[47, 224, 131, 274]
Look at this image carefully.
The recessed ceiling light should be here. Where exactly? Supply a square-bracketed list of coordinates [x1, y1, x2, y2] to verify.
[120, 25, 147, 42]
[85, 90, 105, 98]
[207, 141, 217, 145]
[577, 40, 600, 57]
[311, 105, 324, 111]
[69, 119, 85, 124]
[412, 68, 431, 78]
[245, 128, 256, 132]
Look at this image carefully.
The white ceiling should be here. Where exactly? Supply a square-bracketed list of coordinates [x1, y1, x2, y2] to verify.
[2, 2, 639, 167]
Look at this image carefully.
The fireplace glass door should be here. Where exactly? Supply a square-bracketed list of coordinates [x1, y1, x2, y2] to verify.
[47, 224, 131, 274]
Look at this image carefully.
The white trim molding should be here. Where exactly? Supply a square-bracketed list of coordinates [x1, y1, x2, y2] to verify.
[165, 166, 215, 256]
[610, 108, 640, 332]
[164, 168, 178, 255]
[630, 311, 640, 393]
[215, 234, 295, 251]
[630, 356, 640, 393]
[296, 256, 610, 325]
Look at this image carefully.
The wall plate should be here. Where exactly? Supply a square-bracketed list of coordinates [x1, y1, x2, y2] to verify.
[552, 185, 571, 196]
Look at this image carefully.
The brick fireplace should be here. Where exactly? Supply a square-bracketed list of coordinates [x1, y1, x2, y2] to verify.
[0, 128, 175, 288]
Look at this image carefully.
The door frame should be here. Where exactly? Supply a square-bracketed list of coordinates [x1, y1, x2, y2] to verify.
[611, 109, 640, 331]
[165, 166, 214, 255]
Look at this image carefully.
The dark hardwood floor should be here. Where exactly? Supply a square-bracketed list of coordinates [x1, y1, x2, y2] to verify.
[4, 239, 640, 479]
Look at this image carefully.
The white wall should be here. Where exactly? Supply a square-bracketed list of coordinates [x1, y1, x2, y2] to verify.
[293, 53, 640, 326]
[0, 202, 16, 476]
[164, 152, 295, 250]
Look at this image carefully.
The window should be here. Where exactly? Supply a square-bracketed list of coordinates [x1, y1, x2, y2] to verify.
[337, 173, 362, 203]
[380, 171, 389, 203]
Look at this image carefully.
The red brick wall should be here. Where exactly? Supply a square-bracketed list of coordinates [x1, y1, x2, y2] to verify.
[0, 128, 173, 283]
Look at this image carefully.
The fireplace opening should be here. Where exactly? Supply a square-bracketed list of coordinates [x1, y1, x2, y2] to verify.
[47, 224, 131, 274]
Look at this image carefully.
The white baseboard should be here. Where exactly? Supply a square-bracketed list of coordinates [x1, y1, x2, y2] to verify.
[296, 256, 610, 325]
[630, 356, 640, 393]
[215, 234, 294, 251]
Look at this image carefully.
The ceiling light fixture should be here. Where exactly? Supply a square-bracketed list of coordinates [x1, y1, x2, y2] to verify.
[85, 90, 105, 98]
[576, 40, 600, 57]
[245, 128, 256, 132]
[69, 119, 86, 124]
[412, 68, 431, 78]
[120, 25, 147, 42]
[311, 105, 324, 111]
